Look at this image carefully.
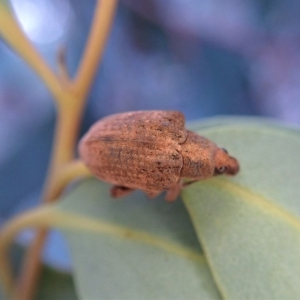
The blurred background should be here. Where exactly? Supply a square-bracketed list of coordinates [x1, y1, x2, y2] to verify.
[1, 0, 300, 275]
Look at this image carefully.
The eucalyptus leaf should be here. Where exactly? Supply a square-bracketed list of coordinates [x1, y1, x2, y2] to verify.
[182, 121, 300, 299]
[36, 118, 300, 300]
[36, 267, 77, 300]
[0, 254, 76, 300]
[57, 180, 221, 300]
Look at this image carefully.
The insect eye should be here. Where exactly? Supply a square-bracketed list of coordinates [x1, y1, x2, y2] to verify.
[218, 166, 227, 173]
[221, 148, 228, 154]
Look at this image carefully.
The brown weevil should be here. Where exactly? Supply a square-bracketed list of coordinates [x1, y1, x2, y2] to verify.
[79, 111, 239, 201]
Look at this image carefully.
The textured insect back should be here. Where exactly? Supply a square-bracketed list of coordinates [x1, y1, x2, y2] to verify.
[180, 130, 216, 179]
[79, 110, 239, 201]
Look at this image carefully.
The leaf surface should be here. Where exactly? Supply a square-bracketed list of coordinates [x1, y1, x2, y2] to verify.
[56, 180, 221, 300]
[182, 120, 300, 299]
[21, 118, 300, 300]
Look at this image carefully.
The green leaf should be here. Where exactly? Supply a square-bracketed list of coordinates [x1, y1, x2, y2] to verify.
[11, 118, 299, 299]
[56, 180, 221, 299]
[35, 266, 77, 300]
[0, 245, 77, 300]
[182, 120, 300, 299]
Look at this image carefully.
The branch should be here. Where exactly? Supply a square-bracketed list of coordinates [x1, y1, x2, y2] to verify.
[0, 3, 63, 103]
[73, 0, 118, 100]
[10, 1, 118, 299]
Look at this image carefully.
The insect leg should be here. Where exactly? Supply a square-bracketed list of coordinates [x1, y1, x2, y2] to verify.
[145, 190, 161, 199]
[110, 185, 135, 198]
[165, 180, 183, 202]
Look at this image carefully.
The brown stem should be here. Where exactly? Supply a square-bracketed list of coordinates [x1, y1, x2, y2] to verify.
[74, 0, 119, 100]
[10, 161, 91, 300]
[13, 113, 75, 300]
[13, 1, 118, 299]
[13, 230, 47, 300]
[57, 46, 71, 85]
[0, 5, 63, 102]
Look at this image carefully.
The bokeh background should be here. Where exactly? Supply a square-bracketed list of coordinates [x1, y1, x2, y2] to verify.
[1, 0, 300, 271]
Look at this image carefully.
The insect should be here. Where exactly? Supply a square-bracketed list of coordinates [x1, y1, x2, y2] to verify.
[79, 111, 239, 201]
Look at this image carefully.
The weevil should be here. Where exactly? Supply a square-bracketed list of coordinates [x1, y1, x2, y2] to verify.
[79, 111, 239, 201]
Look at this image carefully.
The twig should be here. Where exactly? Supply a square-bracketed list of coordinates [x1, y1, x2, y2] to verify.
[57, 46, 71, 85]
[0, 4, 63, 102]
[74, 0, 118, 100]
[2, 1, 118, 299]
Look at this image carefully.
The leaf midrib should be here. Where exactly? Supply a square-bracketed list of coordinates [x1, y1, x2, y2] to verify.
[206, 178, 300, 231]
[21, 205, 206, 264]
